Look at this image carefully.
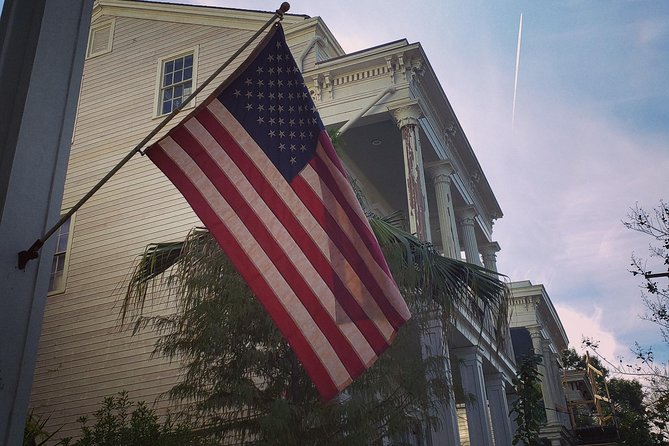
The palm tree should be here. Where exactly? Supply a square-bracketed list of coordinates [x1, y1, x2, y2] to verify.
[120, 209, 509, 445]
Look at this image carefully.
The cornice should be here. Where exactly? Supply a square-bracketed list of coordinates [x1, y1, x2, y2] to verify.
[94, 0, 308, 30]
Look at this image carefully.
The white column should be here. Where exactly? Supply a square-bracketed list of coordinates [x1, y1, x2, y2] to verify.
[392, 104, 431, 242]
[455, 347, 494, 446]
[528, 326, 557, 424]
[457, 206, 481, 266]
[426, 160, 460, 259]
[480, 241, 500, 273]
[425, 333, 461, 445]
[485, 373, 514, 446]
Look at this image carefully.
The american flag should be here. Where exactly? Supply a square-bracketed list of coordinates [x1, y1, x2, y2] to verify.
[146, 24, 410, 400]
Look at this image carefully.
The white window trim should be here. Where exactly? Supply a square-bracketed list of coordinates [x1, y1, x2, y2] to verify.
[86, 18, 115, 59]
[47, 213, 75, 296]
[153, 46, 199, 119]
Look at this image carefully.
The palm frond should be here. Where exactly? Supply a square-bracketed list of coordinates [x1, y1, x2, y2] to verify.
[368, 211, 509, 339]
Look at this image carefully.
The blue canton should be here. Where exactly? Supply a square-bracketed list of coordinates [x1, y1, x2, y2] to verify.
[218, 25, 323, 182]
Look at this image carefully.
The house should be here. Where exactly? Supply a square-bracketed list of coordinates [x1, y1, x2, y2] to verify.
[509, 280, 577, 445]
[30, 1, 517, 444]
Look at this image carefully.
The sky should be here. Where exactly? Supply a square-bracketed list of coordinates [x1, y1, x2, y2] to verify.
[6, 0, 666, 370]
[180, 0, 668, 368]
[220, 0, 669, 370]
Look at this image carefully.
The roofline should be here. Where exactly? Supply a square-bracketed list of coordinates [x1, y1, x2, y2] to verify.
[94, 0, 310, 28]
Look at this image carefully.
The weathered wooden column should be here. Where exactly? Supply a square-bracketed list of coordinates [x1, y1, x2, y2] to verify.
[480, 241, 500, 272]
[454, 347, 494, 446]
[485, 373, 514, 446]
[391, 104, 431, 242]
[457, 206, 481, 266]
[426, 160, 460, 258]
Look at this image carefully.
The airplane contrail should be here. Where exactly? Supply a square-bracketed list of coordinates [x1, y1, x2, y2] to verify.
[512, 13, 523, 130]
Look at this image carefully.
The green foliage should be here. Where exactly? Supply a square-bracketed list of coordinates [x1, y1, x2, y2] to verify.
[23, 410, 65, 446]
[510, 354, 544, 446]
[129, 228, 449, 444]
[63, 392, 202, 446]
[608, 378, 655, 446]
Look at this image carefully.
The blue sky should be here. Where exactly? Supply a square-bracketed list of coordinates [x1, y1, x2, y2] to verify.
[7, 0, 667, 368]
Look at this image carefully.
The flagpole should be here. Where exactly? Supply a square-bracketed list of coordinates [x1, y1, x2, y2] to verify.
[18, 2, 291, 270]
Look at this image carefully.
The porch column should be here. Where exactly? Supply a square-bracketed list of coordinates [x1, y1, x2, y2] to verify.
[528, 326, 558, 424]
[485, 373, 514, 446]
[391, 104, 431, 242]
[454, 347, 494, 446]
[421, 319, 461, 445]
[457, 206, 481, 266]
[426, 160, 460, 259]
[480, 241, 500, 273]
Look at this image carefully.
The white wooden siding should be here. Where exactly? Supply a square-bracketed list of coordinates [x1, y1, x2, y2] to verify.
[30, 12, 318, 440]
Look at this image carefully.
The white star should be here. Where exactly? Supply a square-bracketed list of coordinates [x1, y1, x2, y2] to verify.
[257, 79, 264, 87]
[299, 132, 305, 138]
[256, 66, 264, 74]
[269, 105, 276, 112]
[289, 131, 296, 138]
[276, 41, 282, 48]
[233, 89, 242, 98]
[290, 156, 296, 164]
[300, 145, 306, 152]
[279, 130, 285, 137]
[244, 78, 253, 86]
[245, 91, 253, 98]
[268, 54, 275, 61]
[257, 116, 265, 124]
[277, 53, 283, 60]
[289, 120, 295, 126]
[268, 67, 275, 75]
[257, 91, 264, 99]
[257, 104, 265, 111]
[279, 143, 286, 151]
[245, 103, 253, 111]
[278, 118, 285, 125]
[290, 144, 296, 152]
[269, 117, 276, 125]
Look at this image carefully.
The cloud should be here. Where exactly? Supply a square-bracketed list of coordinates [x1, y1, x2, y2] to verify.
[554, 303, 623, 361]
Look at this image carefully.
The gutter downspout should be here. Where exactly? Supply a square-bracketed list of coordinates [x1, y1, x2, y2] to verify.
[337, 86, 396, 136]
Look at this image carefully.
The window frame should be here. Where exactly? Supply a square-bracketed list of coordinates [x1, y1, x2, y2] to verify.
[153, 47, 199, 118]
[86, 18, 115, 59]
[47, 213, 75, 296]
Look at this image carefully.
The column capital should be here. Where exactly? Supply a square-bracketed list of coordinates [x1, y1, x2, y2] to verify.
[527, 325, 543, 339]
[456, 205, 478, 226]
[425, 159, 455, 184]
[479, 241, 501, 256]
[390, 103, 422, 128]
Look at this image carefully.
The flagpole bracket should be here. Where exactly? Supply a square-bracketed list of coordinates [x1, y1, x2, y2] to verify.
[18, 239, 44, 270]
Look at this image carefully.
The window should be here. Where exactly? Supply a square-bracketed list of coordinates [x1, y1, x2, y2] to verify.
[158, 52, 195, 116]
[87, 19, 115, 58]
[48, 215, 74, 295]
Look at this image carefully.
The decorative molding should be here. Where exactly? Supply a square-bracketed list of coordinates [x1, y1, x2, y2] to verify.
[390, 103, 422, 128]
[425, 159, 455, 185]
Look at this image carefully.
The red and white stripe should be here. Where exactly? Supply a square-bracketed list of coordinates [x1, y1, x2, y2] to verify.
[147, 97, 410, 400]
